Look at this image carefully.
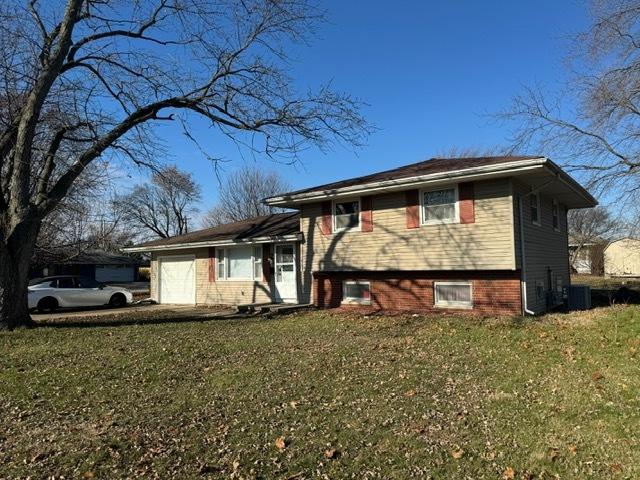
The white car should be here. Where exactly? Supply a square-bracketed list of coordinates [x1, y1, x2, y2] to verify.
[28, 276, 134, 313]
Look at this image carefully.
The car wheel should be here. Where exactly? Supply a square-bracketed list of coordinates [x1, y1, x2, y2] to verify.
[109, 293, 126, 308]
[37, 297, 58, 313]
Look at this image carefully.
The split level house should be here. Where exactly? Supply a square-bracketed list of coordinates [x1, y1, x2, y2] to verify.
[124, 156, 597, 315]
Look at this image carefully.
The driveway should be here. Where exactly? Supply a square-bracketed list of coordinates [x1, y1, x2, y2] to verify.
[32, 304, 238, 326]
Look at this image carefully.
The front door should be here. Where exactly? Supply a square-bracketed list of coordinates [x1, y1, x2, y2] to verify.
[274, 244, 297, 303]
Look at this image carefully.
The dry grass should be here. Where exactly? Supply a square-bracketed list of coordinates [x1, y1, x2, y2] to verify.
[1, 306, 639, 479]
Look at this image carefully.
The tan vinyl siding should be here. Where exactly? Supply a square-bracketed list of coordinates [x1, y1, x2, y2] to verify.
[151, 248, 275, 305]
[604, 238, 640, 277]
[512, 180, 570, 314]
[299, 178, 516, 301]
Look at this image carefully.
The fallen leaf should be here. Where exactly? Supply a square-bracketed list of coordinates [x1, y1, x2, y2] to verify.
[592, 370, 604, 382]
[404, 389, 416, 397]
[568, 444, 578, 455]
[82, 472, 95, 479]
[502, 466, 515, 479]
[548, 447, 559, 462]
[275, 436, 287, 451]
[610, 462, 623, 474]
[324, 448, 339, 459]
[451, 448, 464, 459]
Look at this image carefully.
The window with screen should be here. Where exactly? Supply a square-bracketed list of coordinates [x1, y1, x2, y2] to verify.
[334, 200, 360, 231]
[422, 187, 457, 224]
[216, 246, 263, 281]
[434, 281, 472, 308]
[342, 280, 371, 304]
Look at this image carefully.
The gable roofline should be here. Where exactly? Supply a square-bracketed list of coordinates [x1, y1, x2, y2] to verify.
[264, 157, 597, 208]
[602, 237, 640, 252]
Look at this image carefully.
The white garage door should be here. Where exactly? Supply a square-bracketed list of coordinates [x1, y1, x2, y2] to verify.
[159, 255, 196, 304]
[95, 265, 135, 283]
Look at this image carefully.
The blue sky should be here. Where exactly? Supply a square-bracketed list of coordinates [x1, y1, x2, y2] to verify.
[136, 1, 589, 214]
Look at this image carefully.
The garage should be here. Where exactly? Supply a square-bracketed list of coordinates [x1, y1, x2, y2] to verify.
[159, 255, 196, 304]
[95, 264, 136, 283]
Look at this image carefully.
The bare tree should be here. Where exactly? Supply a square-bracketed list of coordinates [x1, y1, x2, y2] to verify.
[568, 206, 619, 273]
[500, 1, 640, 204]
[115, 166, 201, 239]
[0, 0, 369, 328]
[203, 166, 290, 227]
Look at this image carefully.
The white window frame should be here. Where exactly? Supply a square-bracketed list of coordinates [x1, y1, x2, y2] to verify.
[253, 245, 263, 280]
[530, 192, 541, 226]
[420, 185, 460, 225]
[342, 280, 371, 305]
[552, 199, 560, 231]
[215, 245, 263, 281]
[433, 281, 473, 309]
[333, 198, 361, 232]
[216, 248, 226, 281]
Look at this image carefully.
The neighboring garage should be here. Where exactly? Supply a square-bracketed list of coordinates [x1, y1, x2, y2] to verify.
[30, 249, 147, 284]
[158, 255, 196, 304]
[604, 238, 640, 277]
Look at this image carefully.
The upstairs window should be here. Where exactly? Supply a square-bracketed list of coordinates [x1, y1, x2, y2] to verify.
[422, 187, 458, 224]
[334, 200, 360, 231]
[552, 199, 559, 230]
[530, 192, 540, 225]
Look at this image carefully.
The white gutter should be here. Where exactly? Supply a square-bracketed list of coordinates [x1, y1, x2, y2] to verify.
[265, 158, 549, 205]
[518, 194, 535, 315]
[122, 233, 302, 253]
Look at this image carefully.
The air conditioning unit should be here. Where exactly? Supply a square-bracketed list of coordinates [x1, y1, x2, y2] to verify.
[565, 285, 591, 311]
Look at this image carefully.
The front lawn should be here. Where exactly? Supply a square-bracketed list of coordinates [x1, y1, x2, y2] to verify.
[1, 307, 639, 479]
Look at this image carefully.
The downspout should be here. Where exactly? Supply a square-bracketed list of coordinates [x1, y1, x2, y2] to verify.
[518, 194, 535, 315]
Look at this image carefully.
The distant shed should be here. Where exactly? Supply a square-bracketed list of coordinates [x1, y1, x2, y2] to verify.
[604, 238, 640, 277]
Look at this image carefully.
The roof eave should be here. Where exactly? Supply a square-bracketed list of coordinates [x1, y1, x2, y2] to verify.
[543, 160, 598, 209]
[265, 158, 549, 207]
[122, 233, 302, 253]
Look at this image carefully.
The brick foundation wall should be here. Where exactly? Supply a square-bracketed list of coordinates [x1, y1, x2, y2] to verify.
[313, 271, 522, 316]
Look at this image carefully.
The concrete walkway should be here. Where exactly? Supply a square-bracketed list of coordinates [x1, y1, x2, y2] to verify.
[32, 304, 238, 324]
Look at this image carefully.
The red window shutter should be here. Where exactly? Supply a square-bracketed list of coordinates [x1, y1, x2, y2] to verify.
[459, 182, 475, 224]
[320, 201, 332, 235]
[208, 247, 216, 282]
[262, 244, 271, 282]
[361, 195, 373, 232]
[405, 190, 420, 229]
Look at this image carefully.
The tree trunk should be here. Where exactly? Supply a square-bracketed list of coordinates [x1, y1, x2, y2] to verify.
[0, 220, 39, 330]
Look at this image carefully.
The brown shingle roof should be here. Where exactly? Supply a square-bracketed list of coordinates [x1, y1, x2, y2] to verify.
[131, 212, 300, 249]
[271, 156, 541, 198]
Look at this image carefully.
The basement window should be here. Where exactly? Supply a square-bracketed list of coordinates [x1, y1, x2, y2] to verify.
[434, 281, 472, 308]
[342, 280, 371, 305]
